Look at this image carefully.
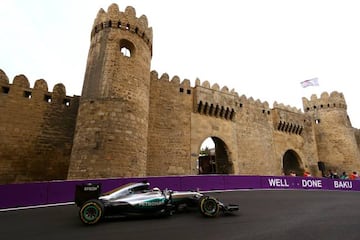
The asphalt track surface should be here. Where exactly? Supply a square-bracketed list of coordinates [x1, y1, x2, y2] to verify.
[1, 190, 360, 240]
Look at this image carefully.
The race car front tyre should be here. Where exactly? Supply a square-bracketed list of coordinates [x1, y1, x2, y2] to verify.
[199, 196, 220, 217]
[79, 199, 104, 225]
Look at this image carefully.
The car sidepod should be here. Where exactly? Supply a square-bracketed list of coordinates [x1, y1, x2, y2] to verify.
[102, 190, 171, 218]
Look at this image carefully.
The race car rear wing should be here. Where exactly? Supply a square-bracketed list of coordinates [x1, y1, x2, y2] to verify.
[74, 183, 101, 207]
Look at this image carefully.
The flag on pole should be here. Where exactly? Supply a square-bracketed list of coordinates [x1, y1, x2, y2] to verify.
[300, 78, 319, 88]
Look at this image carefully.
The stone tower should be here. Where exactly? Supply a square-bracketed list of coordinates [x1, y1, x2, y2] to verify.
[67, 4, 153, 179]
[302, 92, 360, 173]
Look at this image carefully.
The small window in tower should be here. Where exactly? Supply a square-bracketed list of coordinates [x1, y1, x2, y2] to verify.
[2, 86, 9, 94]
[44, 94, 52, 103]
[187, 89, 191, 94]
[119, 39, 135, 58]
[315, 119, 320, 124]
[179, 88, 184, 93]
[24, 91, 32, 99]
[63, 98, 71, 107]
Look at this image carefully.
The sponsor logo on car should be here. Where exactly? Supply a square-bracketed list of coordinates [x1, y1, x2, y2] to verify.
[137, 198, 165, 207]
[84, 186, 99, 191]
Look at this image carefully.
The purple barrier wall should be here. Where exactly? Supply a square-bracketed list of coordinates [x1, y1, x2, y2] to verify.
[1, 175, 360, 209]
[180, 175, 225, 191]
[224, 175, 262, 190]
[0, 182, 48, 208]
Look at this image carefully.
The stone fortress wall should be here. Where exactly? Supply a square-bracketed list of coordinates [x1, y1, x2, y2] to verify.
[1, 3, 360, 184]
[0, 71, 79, 183]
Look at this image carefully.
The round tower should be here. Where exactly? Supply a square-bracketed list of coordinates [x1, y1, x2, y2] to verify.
[302, 91, 360, 174]
[68, 4, 153, 179]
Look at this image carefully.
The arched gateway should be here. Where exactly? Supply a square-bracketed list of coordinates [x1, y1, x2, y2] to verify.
[198, 137, 233, 175]
[282, 150, 304, 176]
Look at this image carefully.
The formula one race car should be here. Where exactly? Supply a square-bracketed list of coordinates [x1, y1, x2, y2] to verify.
[74, 181, 239, 225]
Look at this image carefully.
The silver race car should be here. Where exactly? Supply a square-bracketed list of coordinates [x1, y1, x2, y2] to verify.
[75, 180, 239, 225]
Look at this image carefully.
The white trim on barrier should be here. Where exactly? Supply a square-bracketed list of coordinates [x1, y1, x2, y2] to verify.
[0, 202, 75, 212]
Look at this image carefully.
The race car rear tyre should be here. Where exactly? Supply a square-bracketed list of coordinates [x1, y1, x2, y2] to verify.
[79, 199, 104, 225]
[199, 196, 220, 217]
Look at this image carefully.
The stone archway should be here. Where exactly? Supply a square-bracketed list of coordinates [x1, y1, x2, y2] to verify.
[282, 150, 304, 176]
[198, 136, 233, 174]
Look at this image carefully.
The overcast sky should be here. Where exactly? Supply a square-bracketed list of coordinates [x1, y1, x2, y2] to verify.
[1, 0, 360, 132]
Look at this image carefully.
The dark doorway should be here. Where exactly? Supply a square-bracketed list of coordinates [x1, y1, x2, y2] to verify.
[283, 150, 303, 176]
[198, 137, 233, 174]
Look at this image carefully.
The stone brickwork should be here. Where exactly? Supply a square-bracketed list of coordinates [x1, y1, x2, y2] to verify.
[303, 92, 360, 172]
[67, 5, 152, 180]
[147, 72, 193, 176]
[1, 3, 360, 184]
[0, 70, 79, 183]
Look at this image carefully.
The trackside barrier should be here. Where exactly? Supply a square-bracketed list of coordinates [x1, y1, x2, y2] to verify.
[1, 175, 360, 209]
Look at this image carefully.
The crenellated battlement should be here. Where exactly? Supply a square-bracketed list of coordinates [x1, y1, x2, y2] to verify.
[0, 69, 79, 107]
[91, 4, 153, 52]
[150, 70, 310, 121]
[302, 91, 347, 112]
[150, 70, 306, 116]
[271, 104, 307, 135]
[236, 95, 270, 110]
[273, 101, 302, 114]
[195, 78, 237, 96]
[0, 69, 9, 83]
[150, 70, 191, 87]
